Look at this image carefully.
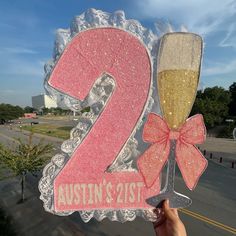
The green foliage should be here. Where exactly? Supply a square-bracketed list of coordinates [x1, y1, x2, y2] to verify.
[40, 106, 90, 116]
[22, 125, 71, 139]
[24, 106, 34, 113]
[191, 87, 231, 128]
[229, 82, 236, 116]
[51, 107, 65, 115]
[217, 122, 235, 139]
[42, 107, 50, 115]
[0, 134, 53, 177]
[0, 104, 24, 121]
[40, 107, 70, 116]
[0, 134, 53, 202]
[81, 106, 91, 113]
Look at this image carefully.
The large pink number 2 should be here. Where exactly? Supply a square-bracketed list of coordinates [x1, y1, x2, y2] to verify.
[49, 28, 160, 211]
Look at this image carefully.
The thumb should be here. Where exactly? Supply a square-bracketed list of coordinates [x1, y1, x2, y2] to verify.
[163, 200, 179, 222]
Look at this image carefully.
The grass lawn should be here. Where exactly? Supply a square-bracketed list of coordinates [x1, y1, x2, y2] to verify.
[22, 124, 72, 139]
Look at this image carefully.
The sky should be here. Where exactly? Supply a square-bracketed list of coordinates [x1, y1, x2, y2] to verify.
[0, 0, 235, 107]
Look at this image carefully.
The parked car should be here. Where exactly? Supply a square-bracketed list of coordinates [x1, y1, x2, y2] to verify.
[31, 121, 39, 125]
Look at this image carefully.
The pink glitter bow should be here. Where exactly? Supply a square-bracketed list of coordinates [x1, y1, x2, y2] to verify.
[137, 113, 208, 190]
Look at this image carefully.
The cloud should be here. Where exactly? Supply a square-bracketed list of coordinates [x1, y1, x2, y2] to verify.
[0, 47, 38, 54]
[202, 59, 236, 76]
[219, 23, 236, 48]
[132, 0, 236, 36]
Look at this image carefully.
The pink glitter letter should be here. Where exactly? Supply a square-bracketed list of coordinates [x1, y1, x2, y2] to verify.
[49, 28, 160, 211]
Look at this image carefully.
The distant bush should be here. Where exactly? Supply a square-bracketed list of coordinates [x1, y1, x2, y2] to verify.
[217, 123, 235, 139]
[0, 103, 24, 121]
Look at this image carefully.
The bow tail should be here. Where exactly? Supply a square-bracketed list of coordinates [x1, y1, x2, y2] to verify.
[137, 141, 170, 188]
[176, 141, 208, 190]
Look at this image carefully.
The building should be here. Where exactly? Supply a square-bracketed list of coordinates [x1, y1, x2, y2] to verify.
[24, 113, 37, 118]
[32, 94, 57, 110]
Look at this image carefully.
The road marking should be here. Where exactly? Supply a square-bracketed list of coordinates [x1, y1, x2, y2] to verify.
[180, 208, 236, 235]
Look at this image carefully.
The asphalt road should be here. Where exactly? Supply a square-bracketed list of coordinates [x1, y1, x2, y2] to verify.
[0, 123, 235, 236]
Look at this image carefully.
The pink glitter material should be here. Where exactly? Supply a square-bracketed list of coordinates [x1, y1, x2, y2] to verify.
[48, 28, 160, 211]
[138, 113, 207, 190]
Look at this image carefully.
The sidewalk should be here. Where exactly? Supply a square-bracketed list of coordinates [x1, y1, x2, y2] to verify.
[199, 137, 236, 154]
[197, 137, 236, 169]
[0, 177, 84, 236]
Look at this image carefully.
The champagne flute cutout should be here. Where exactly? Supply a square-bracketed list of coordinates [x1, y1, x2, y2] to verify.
[146, 32, 203, 208]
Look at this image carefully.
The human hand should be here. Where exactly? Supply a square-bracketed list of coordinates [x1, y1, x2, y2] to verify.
[153, 200, 187, 236]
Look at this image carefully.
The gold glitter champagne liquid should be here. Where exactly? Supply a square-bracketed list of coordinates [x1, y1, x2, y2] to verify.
[158, 69, 199, 130]
[157, 33, 202, 130]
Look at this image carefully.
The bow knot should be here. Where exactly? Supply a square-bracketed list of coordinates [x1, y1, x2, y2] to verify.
[169, 130, 180, 140]
[137, 113, 208, 190]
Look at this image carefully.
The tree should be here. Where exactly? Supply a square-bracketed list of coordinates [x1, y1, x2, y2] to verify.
[81, 106, 91, 113]
[50, 107, 69, 116]
[42, 107, 49, 115]
[0, 103, 24, 121]
[0, 134, 53, 202]
[191, 87, 231, 128]
[229, 82, 236, 116]
[24, 106, 34, 113]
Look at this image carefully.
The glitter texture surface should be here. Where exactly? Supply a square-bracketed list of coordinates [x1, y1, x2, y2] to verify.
[158, 69, 199, 129]
[51, 27, 162, 212]
[157, 33, 202, 130]
[39, 9, 162, 223]
[158, 33, 202, 72]
[146, 140, 192, 209]
[137, 113, 208, 190]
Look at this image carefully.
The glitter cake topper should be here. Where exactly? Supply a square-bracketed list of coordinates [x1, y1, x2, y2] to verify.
[39, 9, 208, 222]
